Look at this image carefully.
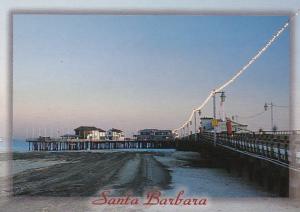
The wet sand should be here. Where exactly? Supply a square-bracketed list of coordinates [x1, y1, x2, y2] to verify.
[12, 151, 171, 197]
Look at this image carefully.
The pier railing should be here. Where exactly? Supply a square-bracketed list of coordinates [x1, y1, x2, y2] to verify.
[200, 132, 290, 164]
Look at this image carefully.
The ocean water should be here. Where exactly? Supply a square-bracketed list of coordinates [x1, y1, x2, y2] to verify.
[12, 139, 28, 152]
[0, 138, 28, 152]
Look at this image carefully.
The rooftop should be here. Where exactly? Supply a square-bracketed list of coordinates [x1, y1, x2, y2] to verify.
[109, 128, 123, 133]
[74, 126, 106, 132]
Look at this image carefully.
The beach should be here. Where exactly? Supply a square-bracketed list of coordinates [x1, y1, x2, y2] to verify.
[9, 150, 274, 197]
[0, 150, 299, 211]
[12, 151, 171, 197]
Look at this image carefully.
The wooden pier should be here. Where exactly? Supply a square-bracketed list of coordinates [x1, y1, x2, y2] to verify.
[174, 131, 300, 197]
[26, 137, 175, 151]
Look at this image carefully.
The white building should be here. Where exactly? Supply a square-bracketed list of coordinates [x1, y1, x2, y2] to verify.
[215, 120, 248, 133]
[231, 121, 248, 133]
[106, 128, 125, 141]
[74, 126, 106, 140]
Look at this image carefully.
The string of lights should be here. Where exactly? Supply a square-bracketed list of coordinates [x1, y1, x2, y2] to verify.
[174, 10, 299, 134]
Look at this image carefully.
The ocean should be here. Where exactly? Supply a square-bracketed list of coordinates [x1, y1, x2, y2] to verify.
[12, 139, 28, 152]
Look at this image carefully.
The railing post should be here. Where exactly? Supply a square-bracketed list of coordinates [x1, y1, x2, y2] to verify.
[284, 142, 289, 162]
[242, 135, 245, 150]
[248, 136, 252, 152]
[277, 142, 281, 160]
[248, 136, 251, 152]
[251, 137, 254, 152]
[234, 135, 237, 149]
[270, 141, 274, 159]
[236, 135, 240, 149]
[262, 140, 266, 156]
[266, 140, 270, 158]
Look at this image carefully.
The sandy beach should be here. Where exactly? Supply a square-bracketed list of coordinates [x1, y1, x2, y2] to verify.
[12, 151, 171, 197]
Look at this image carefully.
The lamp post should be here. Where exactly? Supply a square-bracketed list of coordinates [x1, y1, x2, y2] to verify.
[213, 90, 226, 146]
[187, 123, 189, 139]
[194, 110, 197, 137]
[264, 102, 274, 131]
[220, 92, 226, 121]
[194, 110, 201, 141]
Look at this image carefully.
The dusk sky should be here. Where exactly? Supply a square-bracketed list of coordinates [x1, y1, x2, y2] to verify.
[13, 15, 289, 139]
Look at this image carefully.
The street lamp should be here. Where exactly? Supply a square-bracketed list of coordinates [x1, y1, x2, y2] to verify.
[186, 121, 190, 138]
[220, 91, 226, 103]
[212, 90, 226, 146]
[194, 110, 201, 141]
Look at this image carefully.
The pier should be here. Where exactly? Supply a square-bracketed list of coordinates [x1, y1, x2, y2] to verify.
[175, 130, 300, 197]
[25, 130, 300, 197]
[26, 137, 175, 151]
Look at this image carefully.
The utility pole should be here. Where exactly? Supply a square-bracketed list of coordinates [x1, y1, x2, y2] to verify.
[271, 102, 274, 130]
[212, 91, 226, 146]
[264, 102, 275, 131]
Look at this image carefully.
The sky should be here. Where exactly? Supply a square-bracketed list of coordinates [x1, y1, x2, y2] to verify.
[13, 15, 290, 139]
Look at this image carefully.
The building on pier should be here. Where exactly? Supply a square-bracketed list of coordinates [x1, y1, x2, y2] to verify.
[74, 126, 106, 140]
[136, 129, 173, 141]
[231, 120, 248, 133]
[200, 117, 214, 132]
[106, 128, 125, 141]
[200, 117, 248, 134]
[27, 126, 181, 151]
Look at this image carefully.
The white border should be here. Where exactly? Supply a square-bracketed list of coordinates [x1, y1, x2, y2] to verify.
[1, 0, 300, 210]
